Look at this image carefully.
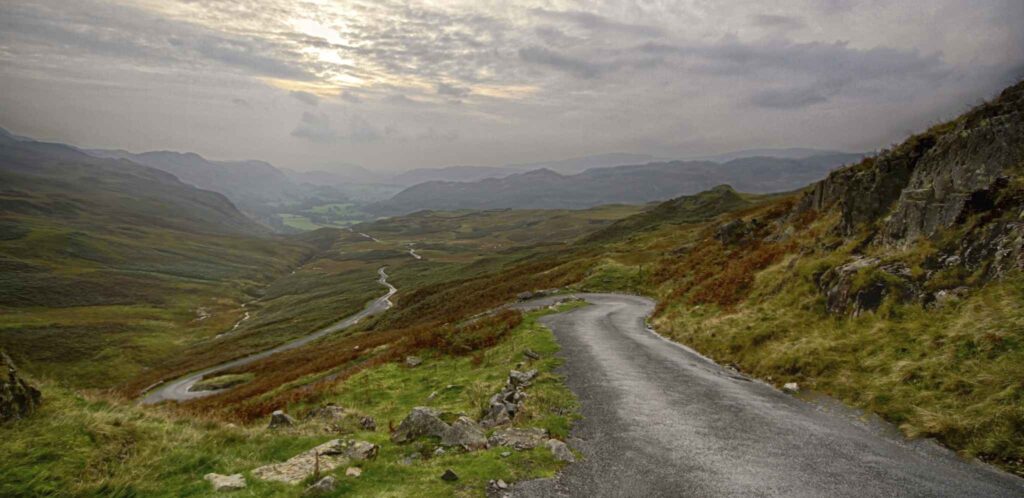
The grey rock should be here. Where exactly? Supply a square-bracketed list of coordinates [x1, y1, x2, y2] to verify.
[360, 416, 377, 431]
[487, 479, 511, 498]
[782, 382, 800, 394]
[251, 439, 350, 485]
[441, 469, 459, 481]
[391, 407, 450, 443]
[523, 348, 541, 360]
[0, 351, 41, 423]
[346, 440, 379, 460]
[546, 439, 575, 463]
[714, 219, 754, 244]
[204, 473, 246, 492]
[304, 476, 336, 494]
[480, 401, 513, 428]
[508, 369, 538, 388]
[488, 427, 548, 450]
[441, 416, 488, 450]
[405, 356, 423, 368]
[268, 410, 297, 429]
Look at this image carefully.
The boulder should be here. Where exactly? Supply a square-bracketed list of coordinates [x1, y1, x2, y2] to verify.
[346, 440, 379, 461]
[360, 416, 377, 431]
[304, 476, 337, 494]
[405, 356, 423, 368]
[252, 439, 349, 485]
[782, 382, 800, 393]
[441, 469, 459, 482]
[1, 351, 41, 423]
[508, 369, 538, 388]
[487, 479, 511, 498]
[488, 427, 548, 450]
[345, 467, 362, 477]
[546, 439, 575, 463]
[480, 401, 513, 429]
[440, 416, 488, 451]
[391, 407, 450, 443]
[204, 473, 246, 492]
[714, 219, 755, 245]
[268, 409, 296, 429]
[523, 348, 541, 360]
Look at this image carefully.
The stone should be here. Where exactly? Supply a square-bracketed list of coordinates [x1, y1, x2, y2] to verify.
[546, 439, 575, 463]
[391, 407, 450, 443]
[480, 402, 513, 429]
[360, 416, 377, 431]
[782, 382, 800, 393]
[488, 427, 548, 450]
[440, 416, 488, 450]
[0, 351, 41, 423]
[268, 409, 296, 429]
[346, 440, 379, 461]
[441, 469, 459, 482]
[523, 348, 541, 360]
[405, 356, 423, 368]
[304, 476, 337, 494]
[516, 291, 535, 301]
[204, 473, 246, 492]
[487, 479, 511, 498]
[714, 219, 754, 245]
[434, 447, 446, 456]
[508, 369, 538, 388]
[345, 467, 362, 477]
[500, 451, 511, 458]
[252, 439, 350, 485]
[306, 404, 348, 421]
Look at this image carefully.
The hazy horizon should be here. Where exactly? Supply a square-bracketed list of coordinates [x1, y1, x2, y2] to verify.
[2, 0, 1021, 173]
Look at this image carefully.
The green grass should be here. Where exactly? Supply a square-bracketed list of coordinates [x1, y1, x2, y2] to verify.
[0, 306, 580, 497]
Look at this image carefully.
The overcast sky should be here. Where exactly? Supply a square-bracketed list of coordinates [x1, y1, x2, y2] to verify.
[1, 1, 1021, 172]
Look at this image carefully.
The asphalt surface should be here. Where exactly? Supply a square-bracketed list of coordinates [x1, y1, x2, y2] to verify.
[140, 267, 396, 404]
[514, 293, 1024, 497]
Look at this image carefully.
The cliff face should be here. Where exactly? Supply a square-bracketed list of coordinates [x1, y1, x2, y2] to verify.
[796, 81, 1024, 314]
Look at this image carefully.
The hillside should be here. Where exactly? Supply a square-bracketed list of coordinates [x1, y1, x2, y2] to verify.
[373, 153, 862, 214]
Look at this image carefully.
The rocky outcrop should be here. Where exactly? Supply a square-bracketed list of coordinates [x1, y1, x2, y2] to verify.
[204, 473, 246, 492]
[882, 83, 1024, 245]
[304, 476, 336, 494]
[252, 439, 351, 485]
[441, 416, 488, 450]
[488, 427, 548, 450]
[815, 257, 922, 316]
[306, 403, 374, 434]
[714, 219, 758, 245]
[268, 409, 296, 429]
[546, 439, 575, 463]
[1, 351, 41, 423]
[391, 407, 450, 443]
[481, 370, 536, 428]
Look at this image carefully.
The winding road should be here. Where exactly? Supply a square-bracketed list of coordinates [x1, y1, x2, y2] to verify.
[140, 267, 397, 404]
[514, 293, 1024, 497]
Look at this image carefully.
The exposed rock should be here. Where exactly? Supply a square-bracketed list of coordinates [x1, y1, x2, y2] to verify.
[391, 407, 450, 443]
[405, 356, 423, 368]
[500, 451, 512, 458]
[434, 447, 446, 456]
[304, 476, 337, 494]
[441, 469, 459, 481]
[480, 402, 513, 429]
[1, 351, 41, 423]
[204, 473, 246, 492]
[523, 348, 541, 360]
[306, 404, 348, 421]
[441, 416, 488, 451]
[488, 427, 548, 450]
[252, 439, 349, 485]
[929, 286, 971, 308]
[546, 439, 575, 463]
[360, 416, 377, 431]
[346, 440, 379, 461]
[508, 369, 538, 388]
[715, 219, 754, 245]
[345, 467, 362, 477]
[487, 479, 511, 498]
[782, 382, 800, 393]
[268, 409, 296, 429]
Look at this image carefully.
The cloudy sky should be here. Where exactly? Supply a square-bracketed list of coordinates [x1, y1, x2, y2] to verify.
[1, 1, 1021, 172]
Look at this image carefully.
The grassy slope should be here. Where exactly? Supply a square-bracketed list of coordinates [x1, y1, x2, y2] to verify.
[0, 305, 579, 497]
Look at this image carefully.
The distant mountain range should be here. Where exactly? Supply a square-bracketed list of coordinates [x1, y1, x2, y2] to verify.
[371, 153, 864, 214]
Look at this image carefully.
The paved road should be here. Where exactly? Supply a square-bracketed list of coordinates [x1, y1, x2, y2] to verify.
[140, 267, 396, 404]
[514, 293, 1024, 497]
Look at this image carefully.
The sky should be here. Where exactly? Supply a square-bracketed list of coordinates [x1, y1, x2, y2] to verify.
[1, 1, 1022, 173]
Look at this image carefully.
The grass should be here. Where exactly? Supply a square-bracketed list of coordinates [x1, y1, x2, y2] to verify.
[0, 305, 580, 497]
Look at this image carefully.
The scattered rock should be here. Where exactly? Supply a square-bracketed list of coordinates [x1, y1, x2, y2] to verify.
[252, 439, 349, 485]
[930, 286, 971, 308]
[516, 291, 535, 301]
[391, 407, 450, 443]
[268, 409, 296, 429]
[480, 401, 513, 428]
[500, 451, 511, 458]
[508, 369, 538, 388]
[304, 476, 336, 494]
[487, 479, 511, 498]
[441, 416, 488, 451]
[488, 427, 548, 450]
[546, 439, 575, 463]
[0, 351, 41, 423]
[360, 416, 377, 431]
[306, 404, 348, 421]
[399, 453, 421, 466]
[434, 447, 446, 456]
[204, 473, 246, 492]
[782, 382, 800, 393]
[345, 467, 363, 477]
[441, 469, 459, 482]
[714, 219, 755, 245]
[405, 356, 423, 368]
[346, 440, 379, 461]
[523, 349, 541, 360]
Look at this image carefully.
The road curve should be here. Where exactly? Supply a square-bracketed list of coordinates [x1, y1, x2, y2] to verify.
[141, 267, 397, 405]
[514, 293, 1024, 497]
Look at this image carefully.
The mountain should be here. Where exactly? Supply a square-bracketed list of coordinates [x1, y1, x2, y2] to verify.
[374, 153, 863, 214]
[87, 149, 305, 209]
[692, 147, 850, 163]
[283, 164, 389, 186]
[504, 152, 663, 175]
[390, 165, 521, 186]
